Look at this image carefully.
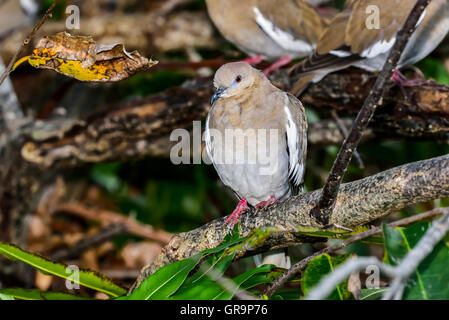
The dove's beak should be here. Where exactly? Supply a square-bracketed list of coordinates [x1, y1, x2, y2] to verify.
[211, 87, 226, 105]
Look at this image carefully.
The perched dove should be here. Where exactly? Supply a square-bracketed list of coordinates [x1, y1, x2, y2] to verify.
[206, 62, 307, 268]
[206, 62, 307, 229]
[291, 0, 449, 94]
[205, 0, 328, 74]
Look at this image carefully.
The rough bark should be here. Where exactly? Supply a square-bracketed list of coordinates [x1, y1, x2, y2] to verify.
[133, 154, 449, 289]
[17, 70, 449, 169]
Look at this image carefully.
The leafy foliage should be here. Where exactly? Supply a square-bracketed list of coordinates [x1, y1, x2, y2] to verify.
[0, 225, 279, 300]
[301, 253, 352, 300]
[0, 289, 92, 300]
[0, 242, 126, 298]
[127, 225, 278, 300]
[383, 222, 449, 299]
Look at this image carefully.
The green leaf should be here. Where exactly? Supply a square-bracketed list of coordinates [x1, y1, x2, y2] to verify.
[241, 273, 273, 290]
[383, 222, 449, 299]
[0, 289, 92, 300]
[213, 264, 276, 300]
[0, 293, 14, 300]
[295, 225, 383, 245]
[171, 263, 275, 300]
[129, 224, 244, 300]
[169, 278, 222, 300]
[270, 289, 301, 300]
[127, 254, 202, 300]
[0, 242, 126, 297]
[185, 251, 236, 286]
[301, 253, 352, 300]
[360, 288, 388, 300]
[169, 252, 237, 300]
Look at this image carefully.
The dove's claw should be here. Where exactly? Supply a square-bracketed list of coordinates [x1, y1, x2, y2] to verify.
[255, 196, 278, 209]
[225, 198, 249, 228]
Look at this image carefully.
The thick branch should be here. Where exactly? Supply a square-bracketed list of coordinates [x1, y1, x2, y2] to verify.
[132, 154, 449, 289]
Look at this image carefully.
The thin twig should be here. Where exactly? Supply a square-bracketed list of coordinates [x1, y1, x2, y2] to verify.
[330, 110, 364, 169]
[0, 0, 59, 87]
[50, 223, 128, 261]
[263, 208, 445, 297]
[55, 203, 172, 244]
[310, 0, 432, 225]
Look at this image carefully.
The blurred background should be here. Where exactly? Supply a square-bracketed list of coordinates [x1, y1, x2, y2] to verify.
[0, 0, 448, 299]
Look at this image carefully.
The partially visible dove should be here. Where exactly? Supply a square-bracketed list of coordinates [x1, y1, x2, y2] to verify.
[291, 0, 449, 94]
[205, 0, 328, 74]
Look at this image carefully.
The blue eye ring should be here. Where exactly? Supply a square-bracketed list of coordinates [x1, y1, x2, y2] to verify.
[234, 75, 243, 83]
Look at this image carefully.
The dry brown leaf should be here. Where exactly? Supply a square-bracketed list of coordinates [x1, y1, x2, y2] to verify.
[80, 248, 99, 270]
[35, 271, 53, 291]
[120, 242, 163, 268]
[348, 271, 362, 300]
[14, 32, 158, 81]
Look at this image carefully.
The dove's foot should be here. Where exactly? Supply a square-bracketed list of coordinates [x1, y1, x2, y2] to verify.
[264, 56, 292, 76]
[243, 55, 263, 66]
[392, 69, 434, 98]
[255, 195, 278, 209]
[225, 198, 249, 228]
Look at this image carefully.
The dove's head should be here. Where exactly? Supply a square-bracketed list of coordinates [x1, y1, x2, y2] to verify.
[211, 62, 265, 105]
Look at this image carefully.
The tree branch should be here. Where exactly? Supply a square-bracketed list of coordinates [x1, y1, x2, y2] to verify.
[310, 0, 432, 225]
[132, 154, 449, 290]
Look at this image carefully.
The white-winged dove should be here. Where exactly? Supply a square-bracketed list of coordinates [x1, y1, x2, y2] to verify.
[292, 0, 449, 94]
[206, 61, 307, 227]
[205, 0, 328, 75]
[206, 62, 307, 268]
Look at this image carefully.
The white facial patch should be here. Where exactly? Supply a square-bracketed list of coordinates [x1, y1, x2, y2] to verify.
[253, 7, 313, 54]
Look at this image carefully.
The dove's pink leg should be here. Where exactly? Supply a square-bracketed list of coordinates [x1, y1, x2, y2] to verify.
[264, 56, 292, 76]
[255, 196, 278, 209]
[392, 69, 434, 99]
[242, 55, 263, 66]
[225, 198, 249, 228]
[392, 69, 434, 95]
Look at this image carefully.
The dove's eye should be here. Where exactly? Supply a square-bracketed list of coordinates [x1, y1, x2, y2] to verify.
[235, 75, 242, 83]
